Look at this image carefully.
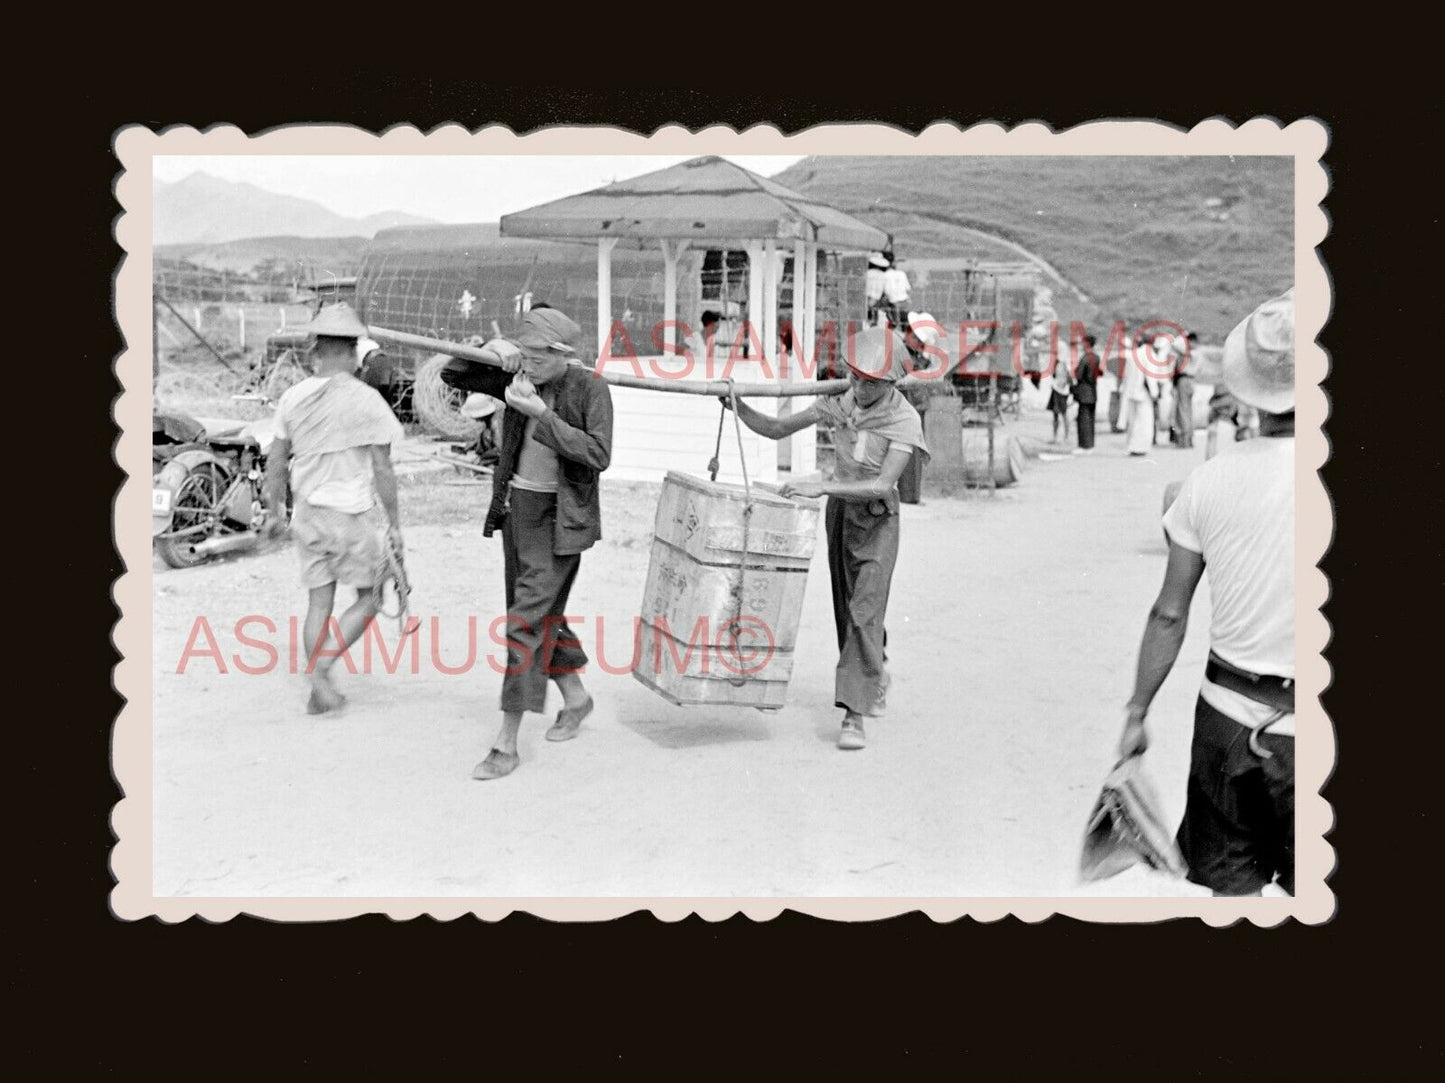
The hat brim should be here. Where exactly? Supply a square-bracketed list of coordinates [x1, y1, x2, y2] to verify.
[845, 366, 896, 383]
[1221, 318, 1294, 413]
[845, 354, 905, 382]
[513, 333, 577, 353]
[303, 305, 369, 339]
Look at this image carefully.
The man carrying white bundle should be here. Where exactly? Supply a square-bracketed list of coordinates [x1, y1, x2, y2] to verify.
[1118, 289, 1297, 896]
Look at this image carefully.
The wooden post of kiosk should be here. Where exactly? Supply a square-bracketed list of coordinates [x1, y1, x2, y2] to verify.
[596, 237, 618, 362]
[661, 239, 685, 356]
[988, 372, 998, 495]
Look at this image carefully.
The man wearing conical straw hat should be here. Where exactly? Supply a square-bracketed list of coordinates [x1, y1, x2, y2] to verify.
[1117, 289, 1297, 896]
[263, 303, 405, 715]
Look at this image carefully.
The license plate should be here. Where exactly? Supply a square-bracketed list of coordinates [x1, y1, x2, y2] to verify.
[152, 489, 173, 514]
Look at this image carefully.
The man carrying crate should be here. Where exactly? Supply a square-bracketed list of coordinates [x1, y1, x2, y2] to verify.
[724, 326, 928, 751]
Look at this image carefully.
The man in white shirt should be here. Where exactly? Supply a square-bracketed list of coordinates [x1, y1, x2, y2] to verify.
[1048, 338, 1073, 443]
[881, 254, 911, 329]
[681, 310, 722, 373]
[1118, 289, 1296, 895]
[263, 304, 406, 714]
[865, 253, 888, 324]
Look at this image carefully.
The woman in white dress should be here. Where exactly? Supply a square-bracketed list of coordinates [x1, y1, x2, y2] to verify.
[1120, 335, 1162, 455]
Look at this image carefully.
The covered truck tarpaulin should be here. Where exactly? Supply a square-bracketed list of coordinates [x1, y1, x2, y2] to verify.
[357, 223, 681, 373]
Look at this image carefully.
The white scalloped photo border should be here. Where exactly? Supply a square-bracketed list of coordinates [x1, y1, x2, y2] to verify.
[110, 118, 1332, 925]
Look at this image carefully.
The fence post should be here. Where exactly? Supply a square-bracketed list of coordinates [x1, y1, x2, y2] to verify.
[988, 373, 998, 495]
[237, 306, 246, 351]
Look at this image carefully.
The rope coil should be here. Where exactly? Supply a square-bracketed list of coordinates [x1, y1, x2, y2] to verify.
[373, 534, 419, 639]
[413, 353, 486, 441]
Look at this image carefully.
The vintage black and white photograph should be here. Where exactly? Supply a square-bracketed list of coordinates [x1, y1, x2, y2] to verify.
[112, 122, 1330, 920]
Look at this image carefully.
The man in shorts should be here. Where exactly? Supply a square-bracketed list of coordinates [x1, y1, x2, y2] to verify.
[1118, 289, 1297, 895]
[264, 303, 405, 714]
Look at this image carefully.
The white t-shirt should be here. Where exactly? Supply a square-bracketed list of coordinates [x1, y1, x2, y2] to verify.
[1162, 436, 1295, 732]
[1051, 359, 1072, 395]
[882, 268, 911, 304]
[865, 267, 885, 304]
[276, 376, 377, 514]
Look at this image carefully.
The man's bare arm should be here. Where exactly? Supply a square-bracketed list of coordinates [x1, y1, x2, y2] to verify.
[263, 435, 291, 525]
[817, 446, 914, 501]
[1119, 540, 1206, 756]
[724, 398, 820, 440]
[370, 445, 401, 539]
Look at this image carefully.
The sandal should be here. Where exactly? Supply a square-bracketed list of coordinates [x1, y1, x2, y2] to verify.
[471, 748, 520, 781]
[546, 695, 594, 743]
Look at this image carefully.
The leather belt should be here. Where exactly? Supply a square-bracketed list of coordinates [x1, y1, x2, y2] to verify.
[1205, 652, 1294, 714]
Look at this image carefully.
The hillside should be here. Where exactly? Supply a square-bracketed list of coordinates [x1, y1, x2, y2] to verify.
[154, 172, 436, 246]
[155, 235, 371, 276]
[774, 155, 1294, 341]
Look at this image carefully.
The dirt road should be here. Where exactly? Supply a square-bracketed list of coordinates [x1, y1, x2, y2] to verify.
[151, 392, 1217, 898]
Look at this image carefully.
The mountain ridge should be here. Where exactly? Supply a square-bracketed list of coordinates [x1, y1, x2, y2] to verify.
[154, 172, 437, 246]
[774, 155, 1293, 340]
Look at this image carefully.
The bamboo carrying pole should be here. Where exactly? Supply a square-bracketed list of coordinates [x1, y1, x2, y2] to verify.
[365, 323, 887, 399]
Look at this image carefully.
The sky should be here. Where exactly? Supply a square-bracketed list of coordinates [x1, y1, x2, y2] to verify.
[153, 155, 807, 223]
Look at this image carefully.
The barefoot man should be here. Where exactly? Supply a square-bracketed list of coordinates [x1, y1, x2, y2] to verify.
[263, 303, 405, 714]
[725, 325, 928, 751]
[438, 307, 613, 781]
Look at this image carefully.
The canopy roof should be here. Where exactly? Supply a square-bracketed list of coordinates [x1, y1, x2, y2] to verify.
[370, 222, 593, 262]
[499, 156, 889, 251]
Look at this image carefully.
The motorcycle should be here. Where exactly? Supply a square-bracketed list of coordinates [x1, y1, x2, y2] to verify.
[152, 409, 281, 568]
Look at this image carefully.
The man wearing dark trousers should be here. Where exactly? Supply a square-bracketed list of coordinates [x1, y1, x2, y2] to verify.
[1118, 290, 1296, 895]
[439, 307, 613, 781]
[1171, 330, 1199, 448]
[1072, 334, 1101, 454]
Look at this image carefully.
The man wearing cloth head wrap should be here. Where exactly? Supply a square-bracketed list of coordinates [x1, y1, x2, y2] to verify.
[725, 326, 929, 750]
[438, 306, 614, 781]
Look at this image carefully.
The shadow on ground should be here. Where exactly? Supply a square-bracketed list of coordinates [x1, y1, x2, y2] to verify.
[618, 711, 777, 749]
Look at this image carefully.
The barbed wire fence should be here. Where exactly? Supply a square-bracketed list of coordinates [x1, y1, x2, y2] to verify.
[153, 259, 361, 418]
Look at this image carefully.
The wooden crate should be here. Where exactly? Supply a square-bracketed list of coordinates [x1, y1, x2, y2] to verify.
[633, 621, 797, 710]
[632, 471, 820, 709]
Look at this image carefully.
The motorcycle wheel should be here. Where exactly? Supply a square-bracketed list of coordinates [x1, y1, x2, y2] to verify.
[156, 463, 225, 569]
